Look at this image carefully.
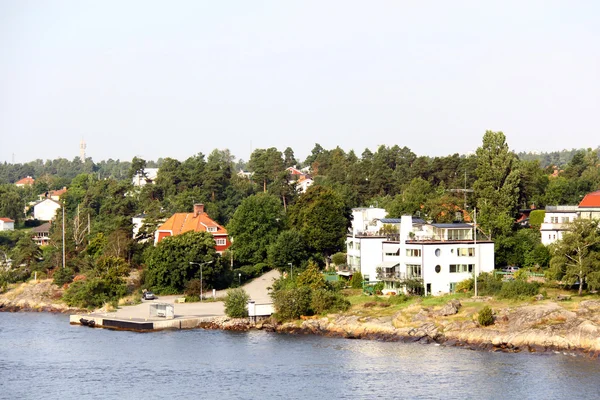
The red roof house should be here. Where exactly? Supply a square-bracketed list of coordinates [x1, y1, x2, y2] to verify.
[154, 204, 231, 253]
[15, 176, 34, 187]
[579, 190, 600, 208]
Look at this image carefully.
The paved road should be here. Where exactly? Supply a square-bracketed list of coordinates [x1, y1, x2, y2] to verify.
[96, 269, 281, 320]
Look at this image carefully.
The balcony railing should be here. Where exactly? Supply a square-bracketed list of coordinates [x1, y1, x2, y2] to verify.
[377, 271, 422, 281]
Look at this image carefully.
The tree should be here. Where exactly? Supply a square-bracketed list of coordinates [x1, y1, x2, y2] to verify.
[549, 219, 600, 295]
[144, 231, 223, 293]
[473, 131, 521, 238]
[288, 186, 350, 266]
[267, 230, 308, 271]
[248, 148, 284, 192]
[227, 193, 285, 265]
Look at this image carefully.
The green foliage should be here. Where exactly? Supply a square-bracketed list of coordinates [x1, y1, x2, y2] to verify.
[549, 218, 600, 295]
[403, 278, 424, 295]
[63, 276, 127, 309]
[373, 281, 384, 294]
[528, 210, 545, 229]
[478, 306, 494, 326]
[53, 267, 75, 286]
[296, 261, 326, 290]
[288, 186, 350, 261]
[498, 280, 540, 299]
[272, 286, 312, 321]
[227, 193, 285, 265]
[456, 278, 474, 293]
[495, 229, 543, 268]
[474, 131, 521, 238]
[331, 252, 347, 266]
[267, 230, 308, 271]
[349, 271, 364, 289]
[144, 231, 223, 293]
[184, 279, 204, 297]
[476, 272, 503, 296]
[224, 288, 250, 318]
[310, 288, 350, 314]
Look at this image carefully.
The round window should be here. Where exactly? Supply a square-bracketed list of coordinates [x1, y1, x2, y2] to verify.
[435, 265, 441, 273]
[435, 248, 441, 257]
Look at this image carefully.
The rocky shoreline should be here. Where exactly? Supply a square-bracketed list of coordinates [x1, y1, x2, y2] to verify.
[198, 299, 600, 358]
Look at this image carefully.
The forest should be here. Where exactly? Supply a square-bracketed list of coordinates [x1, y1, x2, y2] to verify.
[1, 131, 599, 307]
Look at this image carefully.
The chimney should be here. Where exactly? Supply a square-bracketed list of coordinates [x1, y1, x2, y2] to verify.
[193, 203, 204, 217]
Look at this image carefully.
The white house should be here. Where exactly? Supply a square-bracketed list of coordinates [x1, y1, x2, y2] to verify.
[296, 176, 314, 193]
[0, 218, 15, 231]
[347, 213, 495, 296]
[540, 206, 579, 245]
[33, 198, 61, 221]
[132, 168, 159, 187]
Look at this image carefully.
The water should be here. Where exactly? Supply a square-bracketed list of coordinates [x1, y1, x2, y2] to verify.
[1, 313, 599, 400]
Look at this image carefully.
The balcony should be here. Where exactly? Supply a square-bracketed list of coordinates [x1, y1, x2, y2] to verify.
[377, 271, 422, 281]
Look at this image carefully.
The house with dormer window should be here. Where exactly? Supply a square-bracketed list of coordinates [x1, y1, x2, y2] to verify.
[154, 204, 231, 253]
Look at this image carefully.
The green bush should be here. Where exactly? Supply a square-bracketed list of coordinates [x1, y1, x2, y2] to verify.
[311, 288, 350, 314]
[498, 280, 540, 299]
[476, 272, 503, 296]
[63, 276, 127, 309]
[331, 252, 347, 266]
[53, 267, 75, 286]
[456, 278, 474, 293]
[373, 282, 384, 294]
[297, 262, 326, 290]
[224, 288, 250, 318]
[403, 278, 424, 295]
[387, 293, 409, 305]
[185, 279, 204, 297]
[529, 210, 545, 229]
[478, 305, 494, 326]
[349, 271, 363, 289]
[272, 286, 312, 321]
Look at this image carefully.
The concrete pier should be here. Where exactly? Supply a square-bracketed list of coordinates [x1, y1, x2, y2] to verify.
[70, 313, 219, 331]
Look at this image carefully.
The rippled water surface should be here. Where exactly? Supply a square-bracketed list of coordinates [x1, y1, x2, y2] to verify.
[1, 313, 600, 399]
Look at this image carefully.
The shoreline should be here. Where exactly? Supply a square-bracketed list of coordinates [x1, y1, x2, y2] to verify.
[4, 287, 600, 359]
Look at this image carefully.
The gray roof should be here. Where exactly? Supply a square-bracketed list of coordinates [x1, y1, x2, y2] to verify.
[431, 223, 473, 229]
[380, 217, 426, 224]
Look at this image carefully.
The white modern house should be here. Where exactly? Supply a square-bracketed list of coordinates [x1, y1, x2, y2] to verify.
[33, 198, 61, 221]
[347, 209, 495, 296]
[540, 206, 579, 245]
[540, 190, 600, 246]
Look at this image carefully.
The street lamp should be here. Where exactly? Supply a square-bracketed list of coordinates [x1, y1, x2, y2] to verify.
[288, 263, 293, 279]
[189, 261, 213, 302]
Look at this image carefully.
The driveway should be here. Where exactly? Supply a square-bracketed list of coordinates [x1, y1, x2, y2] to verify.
[98, 269, 281, 320]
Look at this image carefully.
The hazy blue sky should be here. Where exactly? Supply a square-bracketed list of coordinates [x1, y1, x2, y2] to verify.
[1, 1, 598, 164]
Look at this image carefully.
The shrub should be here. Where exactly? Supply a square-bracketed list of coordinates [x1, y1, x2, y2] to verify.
[456, 278, 474, 293]
[529, 210, 545, 229]
[477, 272, 503, 296]
[185, 279, 204, 297]
[63, 276, 127, 309]
[349, 271, 364, 289]
[53, 267, 74, 286]
[272, 286, 312, 321]
[403, 278, 424, 296]
[498, 280, 540, 299]
[387, 293, 408, 305]
[224, 288, 250, 318]
[373, 281, 384, 294]
[478, 305, 494, 326]
[311, 288, 350, 314]
[297, 261, 326, 290]
[331, 252, 347, 266]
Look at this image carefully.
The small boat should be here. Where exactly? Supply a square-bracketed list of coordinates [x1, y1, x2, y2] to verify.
[79, 318, 96, 327]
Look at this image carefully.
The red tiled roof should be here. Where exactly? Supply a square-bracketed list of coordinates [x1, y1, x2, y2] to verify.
[579, 190, 600, 208]
[15, 176, 34, 185]
[0, 217, 15, 222]
[156, 211, 228, 236]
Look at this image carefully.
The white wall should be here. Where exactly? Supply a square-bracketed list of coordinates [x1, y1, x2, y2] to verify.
[34, 200, 61, 221]
[0, 221, 14, 231]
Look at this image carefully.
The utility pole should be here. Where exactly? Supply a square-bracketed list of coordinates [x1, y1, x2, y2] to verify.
[448, 170, 474, 220]
[62, 205, 65, 269]
[474, 207, 478, 297]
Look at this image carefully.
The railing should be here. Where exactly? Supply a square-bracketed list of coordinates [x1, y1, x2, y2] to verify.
[377, 271, 422, 281]
[545, 206, 579, 212]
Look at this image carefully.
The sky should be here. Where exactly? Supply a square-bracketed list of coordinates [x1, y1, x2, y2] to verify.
[1, 1, 599, 164]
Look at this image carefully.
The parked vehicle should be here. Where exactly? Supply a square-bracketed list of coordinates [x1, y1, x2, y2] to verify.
[503, 266, 520, 273]
[142, 291, 156, 300]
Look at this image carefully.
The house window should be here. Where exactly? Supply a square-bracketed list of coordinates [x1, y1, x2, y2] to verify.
[561, 217, 569, 223]
[449, 264, 474, 273]
[435, 265, 441, 273]
[207, 226, 217, 232]
[406, 264, 422, 278]
[449, 282, 457, 293]
[435, 249, 441, 257]
[457, 248, 475, 257]
[406, 249, 421, 257]
[215, 238, 226, 246]
[550, 217, 558, 223]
